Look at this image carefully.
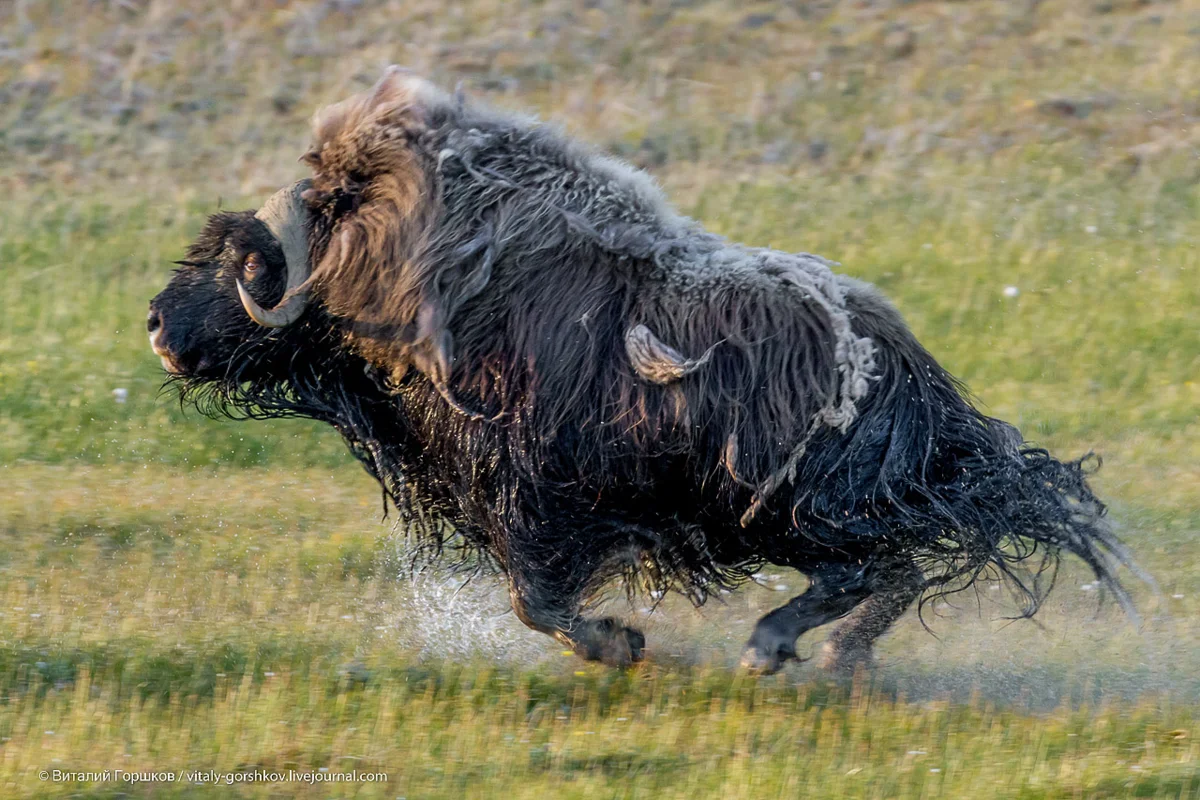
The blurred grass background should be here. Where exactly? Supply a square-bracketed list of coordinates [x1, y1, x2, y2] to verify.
[1, 0, 1199, 796]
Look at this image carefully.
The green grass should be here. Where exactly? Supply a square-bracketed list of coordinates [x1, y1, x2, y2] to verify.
[5, 664, 1200, 799]
[2, 0, 1200, 796]
[1, 468, 1198, 798]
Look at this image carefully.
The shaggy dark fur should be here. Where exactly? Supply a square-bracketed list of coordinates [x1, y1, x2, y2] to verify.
[150, 70, 1146, 669]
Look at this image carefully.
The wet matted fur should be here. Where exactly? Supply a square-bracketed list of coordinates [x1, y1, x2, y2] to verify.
[169, 69, 1146, 648]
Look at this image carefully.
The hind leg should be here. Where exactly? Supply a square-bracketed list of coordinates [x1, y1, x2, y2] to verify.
[817, 561, 924, 675]
[740, 564, 873, 674]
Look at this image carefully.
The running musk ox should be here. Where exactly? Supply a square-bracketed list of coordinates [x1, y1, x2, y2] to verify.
[148, 69, 1146, 672]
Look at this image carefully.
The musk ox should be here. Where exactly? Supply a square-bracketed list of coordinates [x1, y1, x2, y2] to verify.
[148, 68, 1146, 673]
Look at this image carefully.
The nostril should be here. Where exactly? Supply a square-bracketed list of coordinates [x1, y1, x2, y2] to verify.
[147, 309, 162, 333]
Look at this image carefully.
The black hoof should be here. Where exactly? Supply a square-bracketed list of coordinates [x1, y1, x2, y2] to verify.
[741, 625, 802, 675]
[574, 618, 646, 667]
[740, 643, 799, 675]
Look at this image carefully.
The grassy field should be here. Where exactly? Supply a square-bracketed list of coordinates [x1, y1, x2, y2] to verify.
[2, 0, 1199, 796]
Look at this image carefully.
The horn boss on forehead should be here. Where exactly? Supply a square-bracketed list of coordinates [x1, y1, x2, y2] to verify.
[236, 180, 313, 328]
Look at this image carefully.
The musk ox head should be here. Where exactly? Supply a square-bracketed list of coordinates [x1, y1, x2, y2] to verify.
[149, 68, 461, 395]
[148, 181, 312, 379]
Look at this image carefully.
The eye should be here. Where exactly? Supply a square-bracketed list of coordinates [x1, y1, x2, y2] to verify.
[242, 252, 264, 278]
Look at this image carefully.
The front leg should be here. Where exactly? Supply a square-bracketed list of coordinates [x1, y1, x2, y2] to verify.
[508, 576, 645, 667]
[501, 517, 646, 667]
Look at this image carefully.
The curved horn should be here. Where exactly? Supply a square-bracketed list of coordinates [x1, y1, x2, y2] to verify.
[237, 180, 312, 328]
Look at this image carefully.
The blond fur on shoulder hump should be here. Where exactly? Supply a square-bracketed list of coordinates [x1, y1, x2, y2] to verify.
[300, 68, 449, 388]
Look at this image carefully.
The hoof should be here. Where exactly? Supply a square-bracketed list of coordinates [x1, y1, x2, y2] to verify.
[739, 645, 799, 675]
[816, 641, 875, 676]
[575, 618, 645, 668]
[624, 626, 646, 662]
[740, 629, 799, 676]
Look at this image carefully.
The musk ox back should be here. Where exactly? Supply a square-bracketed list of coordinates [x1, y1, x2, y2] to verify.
[149, 68, 1148, 673]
